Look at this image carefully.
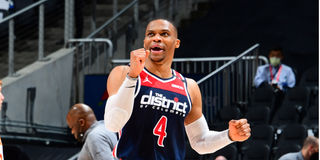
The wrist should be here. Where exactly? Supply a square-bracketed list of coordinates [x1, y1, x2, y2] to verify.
[126, 74, 138, 81]
[227, 129, 235, 141]
[127, 70, 139, 79]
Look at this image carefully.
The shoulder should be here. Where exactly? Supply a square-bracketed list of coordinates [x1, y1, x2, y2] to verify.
[257, 64, 269, 70]
[278, 152, 299, 160]
[107, 65, 130, 83]
[87, 122, 117, 144]
[280, 64, 295, 75]
[185, 78, 197, 87]
[84, 123, 118, 156]
[109, 65, 130, 77]
[185, 78, 200, 99]
[281, 64, 293, 70]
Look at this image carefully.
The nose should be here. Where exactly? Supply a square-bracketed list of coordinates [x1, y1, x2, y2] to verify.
[152, 34, 162, 42]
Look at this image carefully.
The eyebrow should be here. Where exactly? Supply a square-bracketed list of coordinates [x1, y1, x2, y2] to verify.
[146, 29, 171, 32]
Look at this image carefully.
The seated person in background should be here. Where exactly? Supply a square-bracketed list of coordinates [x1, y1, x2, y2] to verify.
[0, 0, 9, 20]
[215, 155, 227, 160]
[66, 103, 118, 160]
[254, 47, 296, 92]
[279, 136, 318, 160]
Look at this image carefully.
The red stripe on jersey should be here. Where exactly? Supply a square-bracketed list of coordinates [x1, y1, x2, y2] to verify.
[140, 70, 187, 96]
[113, 130, 122, 159]
[112, 145, 117, 158]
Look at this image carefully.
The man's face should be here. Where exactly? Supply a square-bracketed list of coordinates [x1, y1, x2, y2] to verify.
[66, 115, 82, 141]
[143, 19, 180, 62]
[312, 143, 319, 153]
[269, 50, 283, 66]
[0, 85, 4, 110]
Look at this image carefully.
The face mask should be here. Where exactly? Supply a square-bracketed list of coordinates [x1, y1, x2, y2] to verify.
[269, 57, 281, 66]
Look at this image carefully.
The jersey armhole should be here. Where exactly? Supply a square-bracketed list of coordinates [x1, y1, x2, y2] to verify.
[179, 73, 193, 111]
[134, 76, 141, 98]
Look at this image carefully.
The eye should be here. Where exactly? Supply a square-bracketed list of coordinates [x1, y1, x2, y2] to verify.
[147, 32, 154, 37]
[160, 32, 169, 37]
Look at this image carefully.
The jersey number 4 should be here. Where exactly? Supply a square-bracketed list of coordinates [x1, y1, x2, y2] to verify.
[153, 116, 168, 147]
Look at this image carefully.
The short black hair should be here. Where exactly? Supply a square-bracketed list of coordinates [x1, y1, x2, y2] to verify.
[268, 46, 284, 57]
[269, 46, 283, 53]
[147, 18, 178, 36]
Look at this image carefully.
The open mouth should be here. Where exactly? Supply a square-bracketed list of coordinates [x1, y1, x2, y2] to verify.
[150, 46, 164, 53]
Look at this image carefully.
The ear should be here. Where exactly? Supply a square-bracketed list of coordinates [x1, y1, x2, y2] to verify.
[79, 118, 85, 127]
[175, 39, 180, 48]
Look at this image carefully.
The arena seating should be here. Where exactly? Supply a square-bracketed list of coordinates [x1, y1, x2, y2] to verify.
[207, 144, 238, 160]
[197, 74, 318, 160]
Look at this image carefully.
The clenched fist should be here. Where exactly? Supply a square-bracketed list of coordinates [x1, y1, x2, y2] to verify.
[128, 48, 150, 78]
[228, 119, 251, 142]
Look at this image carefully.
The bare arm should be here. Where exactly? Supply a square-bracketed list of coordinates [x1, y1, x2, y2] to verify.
[184, 78, 202, 125]
[107, 65, 129, 96]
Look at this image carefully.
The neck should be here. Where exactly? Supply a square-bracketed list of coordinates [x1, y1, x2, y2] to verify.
[301, 148, 310, 160]
[84, 119, 97, 132]
[145, 59, 173, 78]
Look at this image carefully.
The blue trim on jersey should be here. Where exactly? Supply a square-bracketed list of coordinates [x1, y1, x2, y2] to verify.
[179, 74, 192, 111]
[143, 68, 176, 82]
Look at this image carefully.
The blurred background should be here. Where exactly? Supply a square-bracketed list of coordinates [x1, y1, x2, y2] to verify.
[0, 0, 318, 159]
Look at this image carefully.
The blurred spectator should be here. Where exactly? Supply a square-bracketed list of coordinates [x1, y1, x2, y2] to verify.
[0, 0, 9, 20]
[278, 136, 318, 160]
[254, 47, 296, 113]
[254, 47, 296, 92]
[215, 155, 227, 160]
[66, 103, 118, 160]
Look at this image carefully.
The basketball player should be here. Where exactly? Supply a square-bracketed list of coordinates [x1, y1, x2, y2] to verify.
[0, 80, 4, 160]
[104, 19, 251, 159]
